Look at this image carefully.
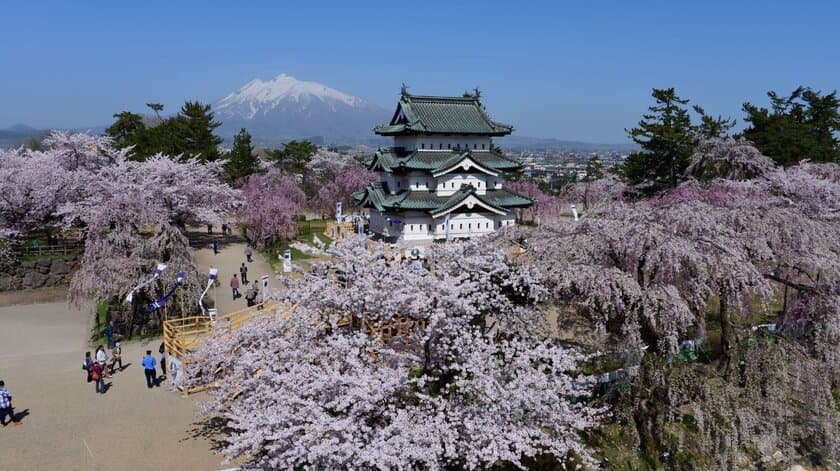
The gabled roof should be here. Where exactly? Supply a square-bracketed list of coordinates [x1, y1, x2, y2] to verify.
[353, 183, 535, 215]
[366, 148, 522, 174]
[430, 186, 507, 217]
[374, 93, 513, 136]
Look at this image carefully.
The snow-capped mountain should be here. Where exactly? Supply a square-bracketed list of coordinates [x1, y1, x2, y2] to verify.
[215, 74, 390, 144]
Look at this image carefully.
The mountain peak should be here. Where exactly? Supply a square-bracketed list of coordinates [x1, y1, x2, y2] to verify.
[217, 74, 366, 119]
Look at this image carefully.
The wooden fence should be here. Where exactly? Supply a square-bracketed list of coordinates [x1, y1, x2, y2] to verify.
[163, 300, 284, 396]
[13, 241, 83, 257]
[324, 220, 356, 241]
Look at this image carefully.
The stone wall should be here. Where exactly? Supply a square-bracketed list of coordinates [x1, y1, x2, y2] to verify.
[0, 256, 79, 291]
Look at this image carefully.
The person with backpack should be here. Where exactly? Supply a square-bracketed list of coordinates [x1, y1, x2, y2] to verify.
[212, 239, 219, 255]
[95, 345, 111, 378]
[91, 362, 105, 394]
[142, 350, 157, 388]
[83, 351, 94, 382]
[0, 380, 21, 426]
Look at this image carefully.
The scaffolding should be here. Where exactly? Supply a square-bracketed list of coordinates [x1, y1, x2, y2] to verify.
[324, 220, 356, 241]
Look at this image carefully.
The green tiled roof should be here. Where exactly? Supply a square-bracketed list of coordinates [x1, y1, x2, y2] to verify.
[353, 183, 534, 214]
[368, 148, 522, 174]
[374, 93, 513, 136]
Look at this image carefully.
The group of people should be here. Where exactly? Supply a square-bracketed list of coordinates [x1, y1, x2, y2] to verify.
[207, 223, 234, 236]
[82, 321, 168, 394]
[83, 342, 122, 394]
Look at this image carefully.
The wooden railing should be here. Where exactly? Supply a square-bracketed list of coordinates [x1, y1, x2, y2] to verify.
[163, 300, 283, 396]
[324, 220, 356, 241]
[13, 241, 83, 257]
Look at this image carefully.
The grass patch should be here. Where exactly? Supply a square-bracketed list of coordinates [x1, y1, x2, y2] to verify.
[18, 251, 81, 261]
[258, 219, 332, 272]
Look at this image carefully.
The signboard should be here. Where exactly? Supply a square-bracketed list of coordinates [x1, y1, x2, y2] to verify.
[281, 249, 292, 273]
[261, 274, 269, 301]
[570, 204, 579, 222]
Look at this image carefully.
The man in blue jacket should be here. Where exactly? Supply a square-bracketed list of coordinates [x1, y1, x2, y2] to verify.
[142, 350, 157, 388]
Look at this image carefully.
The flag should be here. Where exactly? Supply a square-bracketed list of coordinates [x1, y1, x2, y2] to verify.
[444, 214, 450, 242]
[199, 267, 219, 316]
[125, 263, 167, 303]
[336, 202, 342, 223]
[146, 272, 186, 312]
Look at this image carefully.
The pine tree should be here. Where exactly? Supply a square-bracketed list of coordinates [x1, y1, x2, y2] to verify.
[742, 86, 840, 166]
[173, 101, 223, 163]
[224, 128, 261, 183]
[622, 88, 696, 191]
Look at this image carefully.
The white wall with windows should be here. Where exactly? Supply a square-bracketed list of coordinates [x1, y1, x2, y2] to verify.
[394, 135, 492, 152]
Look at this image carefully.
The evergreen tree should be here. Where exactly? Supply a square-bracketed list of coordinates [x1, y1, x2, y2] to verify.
[106, 111, 147, 156]
[224, 128, 261, 183]
[173, 101, 223, 163]
[266, 140, 317, 174]
[622, 88, 696, 190]
[693, 105, 736, 138]
[742, 86, 840, 166]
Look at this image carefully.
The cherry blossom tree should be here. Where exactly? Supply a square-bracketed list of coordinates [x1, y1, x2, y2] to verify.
[310, 164, 377, 218]
[504, 180, 565, 223]
[685, 137, 777, 181]
[558, 175, 627, 213]
[188, 239, 602, 469]
[238, 169, 306, 243]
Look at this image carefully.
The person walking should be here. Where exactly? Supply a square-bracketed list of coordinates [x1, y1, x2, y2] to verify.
[230, 274, 241, 300]
[245, 245, 253, 263]
[239, 262, 248, 284]
[91, 362, 105, 394]
[105, 321, 115, 349]
[212, 239, 219, 255]
[159, 342, 167, 377]
[95, 345, 111, 378]
[0, 381, 21, 426]
[207, 224, 213, 234]
[83, 351, 94, 382]
[110, 342, 123, 372]
[142, 350, 157, 388]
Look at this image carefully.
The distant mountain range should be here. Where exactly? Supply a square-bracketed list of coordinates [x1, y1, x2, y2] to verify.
[1, 74, 636, 152]
[214, 74, 391, 146]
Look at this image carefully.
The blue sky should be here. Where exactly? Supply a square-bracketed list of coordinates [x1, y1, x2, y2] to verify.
[1, 0, 838, 142]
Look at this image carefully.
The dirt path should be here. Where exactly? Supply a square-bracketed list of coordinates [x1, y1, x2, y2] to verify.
[191, 232, 278, 316]
[0, 302, 224, 471]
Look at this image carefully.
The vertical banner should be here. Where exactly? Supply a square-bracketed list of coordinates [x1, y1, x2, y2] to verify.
[444, 214, 450, 243]
[358, 217, 364, 240]
[571, 204, 579, 222]
[125, 263, 167, 303]
[199, 267, 218, 316]
[260, 274, 269, 302]
[282, 249, 292, 273]
[336, 202, 342, 223]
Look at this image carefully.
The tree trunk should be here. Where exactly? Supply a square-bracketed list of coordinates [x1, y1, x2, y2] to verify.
[719, 291, 739, 379]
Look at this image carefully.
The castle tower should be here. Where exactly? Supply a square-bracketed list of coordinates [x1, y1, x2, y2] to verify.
[353, 88, 533, 244]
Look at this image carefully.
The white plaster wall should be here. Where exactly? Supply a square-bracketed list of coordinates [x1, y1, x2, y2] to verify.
[394, 135, 492, 151]
[435, 173, 495, 196]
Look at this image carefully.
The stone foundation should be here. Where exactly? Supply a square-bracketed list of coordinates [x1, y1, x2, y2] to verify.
[0, 256, 79, 291]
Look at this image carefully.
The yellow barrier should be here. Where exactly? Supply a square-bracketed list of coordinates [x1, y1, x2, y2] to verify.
[163, 300, 282, 396]
[324, 220, 355, 241]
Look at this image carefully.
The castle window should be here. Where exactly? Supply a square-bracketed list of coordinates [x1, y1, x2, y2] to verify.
[421, 143, 425, 149]
[439, 143, 442, 149]
[473, 144, 477, 149]
[459, 224, 463, 230]
[447, 143, 451, 149]
[482, 143, 486, 149]
[450, 224, 453, 230]
[410, 224, 414, 231]
[468, 223, 471, 230]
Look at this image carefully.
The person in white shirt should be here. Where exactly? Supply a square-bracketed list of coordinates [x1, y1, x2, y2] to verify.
[95, 345, 111, 378]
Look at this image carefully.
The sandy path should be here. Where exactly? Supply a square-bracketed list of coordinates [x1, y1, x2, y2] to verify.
[192, 238, 278, 316]
[0, 301, 225, 471]
[0, 236, 278, 470]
